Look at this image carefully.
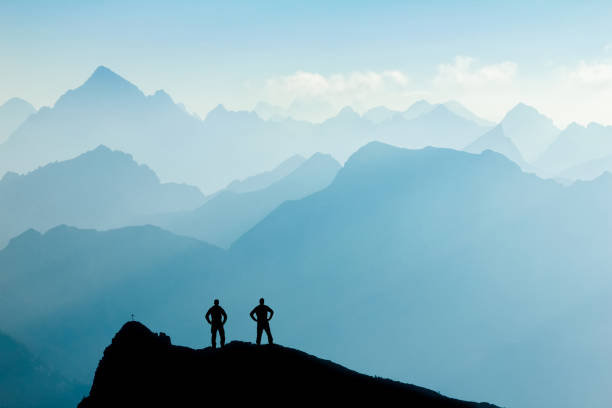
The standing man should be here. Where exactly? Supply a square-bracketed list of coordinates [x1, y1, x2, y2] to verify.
[205, 299, 227, 348]
[250, 298, 274, 345]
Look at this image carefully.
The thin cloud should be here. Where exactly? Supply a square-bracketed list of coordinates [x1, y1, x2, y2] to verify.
[433, 56, 517, 88]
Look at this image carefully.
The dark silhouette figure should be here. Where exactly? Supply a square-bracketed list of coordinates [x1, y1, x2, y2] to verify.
[250, 298, 274, 345]
[205, 299, 227, 348]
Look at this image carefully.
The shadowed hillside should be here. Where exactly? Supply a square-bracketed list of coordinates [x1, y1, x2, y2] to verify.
[78, 321, 498, 408]
[0, 329, 87, 408]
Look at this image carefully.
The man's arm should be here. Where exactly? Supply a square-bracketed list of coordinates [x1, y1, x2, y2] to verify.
[221, 308, 227, 324]
[205, 308, 212, 324]
[249, 308, 257, 322]
[267, 306, 274, 321]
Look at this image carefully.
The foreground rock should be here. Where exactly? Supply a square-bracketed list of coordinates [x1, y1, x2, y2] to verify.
[79, 322, 498, 407]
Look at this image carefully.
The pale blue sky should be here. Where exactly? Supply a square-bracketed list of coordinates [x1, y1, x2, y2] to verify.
[1, 1, 612, 125]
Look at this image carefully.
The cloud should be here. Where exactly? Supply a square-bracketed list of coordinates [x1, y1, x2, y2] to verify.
[566, 60, 612, 86]
[433, 56, 517, 88]
[266, 70, 410, 98]
[262, 70, 413, 121]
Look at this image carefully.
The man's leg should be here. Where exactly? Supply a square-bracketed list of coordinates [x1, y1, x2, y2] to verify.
[264, 323, 273, 345]
[219, 326, 225, 348]
[256, 324, 263, 345]
[211, 326, 217, 349]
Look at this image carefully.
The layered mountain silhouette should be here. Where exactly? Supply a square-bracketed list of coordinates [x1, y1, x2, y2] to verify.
[379, 104, 490, 149]
[0, 67, 494, 192]
[0, 97, 35, 143]
[464, 124, 531, 170]
[536, 122, 612, 175]
[78, 321, 497, 408]
[224, 154, 306, 193]
[491, 103, 560, 162]
[0, 145, 204, 248]
[3, 143, 612, 408]
[146, 153, 341, 248]
[0, 329, 86, 408]
[559, 153, 612, 180]
[362, 100, 493, 127]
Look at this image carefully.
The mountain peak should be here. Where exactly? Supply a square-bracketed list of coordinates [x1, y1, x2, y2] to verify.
[85, 66, 129, 86]
[503, 102, 543, 120]
[0, 97, 35, 111]
[336, 105, 359, 118]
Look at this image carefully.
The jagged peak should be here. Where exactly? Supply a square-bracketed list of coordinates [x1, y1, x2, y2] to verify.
[84, 66, 132, 87]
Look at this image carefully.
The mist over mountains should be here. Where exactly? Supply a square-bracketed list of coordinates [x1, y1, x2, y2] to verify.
[3, 65, 612, 408]
[3, 66, 612, 192]
[0, 97, 35, 144]
[2, 143, 612, 408]
[145, 152, 341, 248]
[0, 145, 204, 248]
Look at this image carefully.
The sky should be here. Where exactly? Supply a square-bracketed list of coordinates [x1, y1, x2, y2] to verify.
[1, 0, 612, 127]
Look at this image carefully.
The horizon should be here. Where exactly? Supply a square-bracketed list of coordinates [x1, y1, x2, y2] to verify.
[2, 63, 609, 131]
[2, 1, 612, 127]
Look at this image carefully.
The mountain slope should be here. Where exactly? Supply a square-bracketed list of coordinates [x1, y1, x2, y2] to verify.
[0, 329, 87, 408]
[536, 122, 612, 175]
[231, 142, 612, 408]
[558, 153, 612, 180]
[0, 145, 205, 248]
[465, 124, 531, 170]
[498, 103, 560, 162]
[0, 97, 35, 143]
[150, 153, 341, 248]
[224, 154, 306, 193]
[78, 321, 497, 408]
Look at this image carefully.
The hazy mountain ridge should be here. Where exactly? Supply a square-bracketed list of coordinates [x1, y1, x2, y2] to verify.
[225, 154, 306, 193]
[465, 124, 531, 170]
[536, 122, 612, 175]
[0, 67, 492, 193]
[146, 152, 341, 248]
[495, 103, 560, 162]
[0, 97, 35, 144]
[0, 145, 205, 248]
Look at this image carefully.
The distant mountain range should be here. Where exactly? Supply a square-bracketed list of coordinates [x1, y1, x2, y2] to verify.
[0, 66, 494, 192]
[3, 143, 612, 407]
[145, 153, 341, 248]
[361, 100, 494, 127]
[78, 321, 498, 408]
[0, 145, 204, 248]
[0, 97, 35, 144]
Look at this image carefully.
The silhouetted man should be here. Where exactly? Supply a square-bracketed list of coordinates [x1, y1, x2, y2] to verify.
[205, 299, 227, 348]
[250, 298, 274, 345]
